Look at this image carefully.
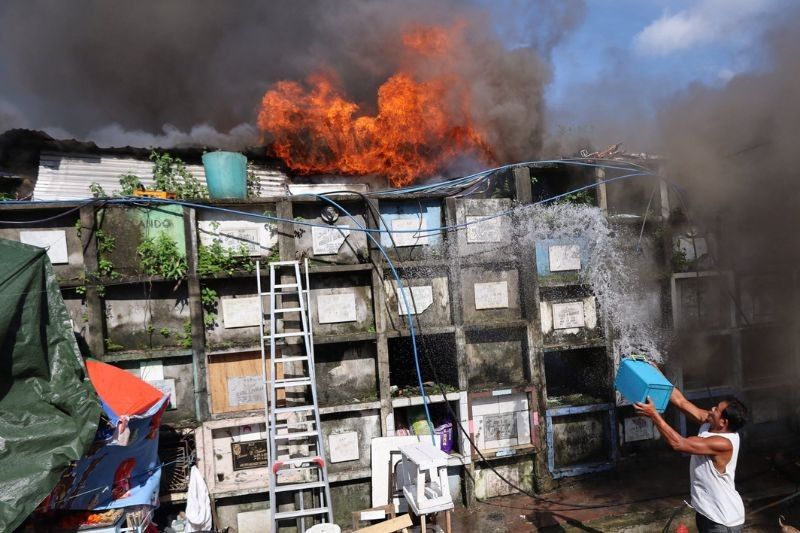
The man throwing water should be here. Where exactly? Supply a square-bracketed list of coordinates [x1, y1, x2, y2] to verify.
[635, 388, 748, 532]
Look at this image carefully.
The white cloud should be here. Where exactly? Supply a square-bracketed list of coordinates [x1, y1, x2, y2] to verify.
[634, 0, 776, 56]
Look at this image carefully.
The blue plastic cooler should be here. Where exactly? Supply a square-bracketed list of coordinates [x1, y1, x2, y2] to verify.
[614, 357, 674, 413]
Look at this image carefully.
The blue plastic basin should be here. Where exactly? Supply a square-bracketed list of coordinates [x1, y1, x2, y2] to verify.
[202, 151, 247, 199]
[614, 358, 674, 413]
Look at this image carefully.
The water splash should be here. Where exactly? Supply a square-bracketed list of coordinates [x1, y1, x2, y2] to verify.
[517, 202, 664, 362]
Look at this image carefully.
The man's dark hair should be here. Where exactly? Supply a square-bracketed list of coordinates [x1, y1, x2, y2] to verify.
[722, 398, 748, 432]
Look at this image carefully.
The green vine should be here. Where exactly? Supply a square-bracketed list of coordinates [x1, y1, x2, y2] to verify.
[201, 286, 219, 328]
[179, 319, 193, 348]
[197, 241, 254, 277]
[137, 233, 188, 280]
[151, 150, 208, 199]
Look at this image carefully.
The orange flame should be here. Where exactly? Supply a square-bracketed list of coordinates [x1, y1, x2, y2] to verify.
[257, 25, 494, 187]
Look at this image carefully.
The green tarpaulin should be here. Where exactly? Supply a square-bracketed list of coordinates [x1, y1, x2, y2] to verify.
[0, 238, 101, 531]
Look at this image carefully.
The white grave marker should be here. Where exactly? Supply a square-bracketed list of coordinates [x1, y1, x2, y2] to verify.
[329, 431, 360, 463]
[312, 225, 350, 255]
[548, 244, 582, 272]
[624, 417, 655, 442]
[474, 281, 509, 310]
[148, 379, 177, 409]
[397, 285, 434, 315]
[391, 218, 428, 247]
[466, 216, 503, 244]
[552, 302, 585, 329]
[19, 230, 69, 264]
[317, 292, 357, 324]
[227, 375, 263, 407]
[221, 296, 262, 329]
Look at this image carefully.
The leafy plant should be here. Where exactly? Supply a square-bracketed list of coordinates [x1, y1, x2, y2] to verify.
[104, 338, 124, 352]
[0, 192, 13, 201]
[119, 173, 143, 195]
[201, 286, 219, 328]
[559, 190, 593, 205]
[159, 327, 171, 338]
[74, 219, 82, 239]
[179, 319, 193, 348]
[197, 241, 254, 277]
[89, 182, 107, 198]
[137, 233, 188, 280]
[150, 150, 208, 199]
[95, 230, 119, 279]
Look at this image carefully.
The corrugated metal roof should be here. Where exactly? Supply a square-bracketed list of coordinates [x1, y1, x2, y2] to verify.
[34, 152, 289, 200]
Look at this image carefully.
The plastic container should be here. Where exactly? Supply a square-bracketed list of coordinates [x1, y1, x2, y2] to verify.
[435, 417, 454, 454]
[614, 357, 674, 413]
[201, 151, 247, 199]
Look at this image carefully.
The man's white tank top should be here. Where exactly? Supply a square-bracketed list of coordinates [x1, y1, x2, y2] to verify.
[690, 423, 744, 527]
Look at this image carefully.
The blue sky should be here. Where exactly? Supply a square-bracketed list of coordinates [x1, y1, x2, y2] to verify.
[537, 0, 782, 149]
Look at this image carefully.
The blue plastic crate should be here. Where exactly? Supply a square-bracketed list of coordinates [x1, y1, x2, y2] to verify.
[614, 357, 674, 413]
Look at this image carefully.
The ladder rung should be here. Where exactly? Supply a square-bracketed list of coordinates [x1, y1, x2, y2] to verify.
[273, 307, 303, 313]
[273, 356, 310, 363]
[273, 480, 327, 493]
[274, 283, 301, 289]
[265, 332, 308, 339]
[273, 378, 313, 388]
[274, 405, 316, 414]
[274, 507, 329, 520]
[276, 457, 324, 467]
[274, 430, 319, 440]
[270, 261, 303, 266]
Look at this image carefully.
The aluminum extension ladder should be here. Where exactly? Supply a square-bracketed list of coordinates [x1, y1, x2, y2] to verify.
[256, 259, 334, 531]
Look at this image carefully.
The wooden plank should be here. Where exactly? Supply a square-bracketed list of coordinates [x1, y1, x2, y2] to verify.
[207, 350, 284, 413]
[355, 514, 413, 533]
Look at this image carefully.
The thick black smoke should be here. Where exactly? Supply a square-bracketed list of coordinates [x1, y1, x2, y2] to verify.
[657, 11, 800, 398]
[0, 0, 584, 153]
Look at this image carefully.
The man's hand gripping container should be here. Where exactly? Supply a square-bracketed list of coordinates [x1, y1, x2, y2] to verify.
[614, 356, 674, 413]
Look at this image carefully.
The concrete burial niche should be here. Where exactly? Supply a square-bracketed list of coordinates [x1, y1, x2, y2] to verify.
[196, 416, 269, 497]
[1, 215, 84, 280]
[674, 332, 735, 391]
[115, 358, 195, 426]
[96, 204, 185, 276]
[534, 237, 589, 285]
[539, 287, 601, 348]
[460, 267, 521, 324]
[196, 204, 278, 258]
[204, 278, 267, 352]
[388, 333, 459, 395]
[454, 198, 514, 259]
[742, 325, 789, 387]
[293, 201, 369, 265]
[309, 271, 374, 336]
[465, 328, 527, 389]
[103, 282, 190, 352]
[320, 410, 381, 476]
[379, 199, 444, 260]
[544, 347, 611, 408]
[546, 404, 617, 478]
[474, 456, 535, 499]
[383, 268, 451, 330]
[671, 272, 735, 330]
[314, 341, 378, 407]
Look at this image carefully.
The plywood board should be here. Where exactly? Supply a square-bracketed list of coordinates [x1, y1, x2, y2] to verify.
[207, 351, 283, 413]
[474, 281, 509, 310]
[466, 215, 503, 243]
[19, 230, 69, 264]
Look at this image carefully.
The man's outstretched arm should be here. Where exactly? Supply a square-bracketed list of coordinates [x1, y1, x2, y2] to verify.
[669, 387, 709, 425]
[634, 398, 731, 456]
